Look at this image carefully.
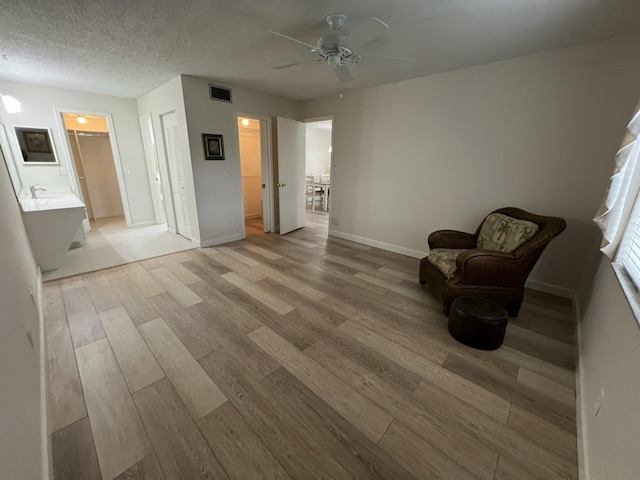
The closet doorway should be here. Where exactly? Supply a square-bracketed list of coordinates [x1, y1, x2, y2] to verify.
[63, 113, 124, 224]
[236, 114, 274, 236]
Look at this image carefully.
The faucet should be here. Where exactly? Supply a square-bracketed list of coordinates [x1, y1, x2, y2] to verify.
[29, 184, 46, 199]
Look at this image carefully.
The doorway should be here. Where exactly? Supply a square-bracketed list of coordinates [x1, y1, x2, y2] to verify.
[63, 113, 124, 225]
[236, 114, 274, 237]
[305, 119, 333, 223]
[160, 111, 192, 240]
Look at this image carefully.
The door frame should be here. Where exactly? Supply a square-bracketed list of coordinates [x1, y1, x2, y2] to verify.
[159, 110, 191, 239]
[54, 107, 133, 227]
[139, 112, 165, 225]
[234, 112, 275, 235]
[303, 115, 334, 216]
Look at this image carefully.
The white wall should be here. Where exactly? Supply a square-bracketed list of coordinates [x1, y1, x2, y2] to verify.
[300, 33, 640, 292]
[578, 256, 640, 479]
[179, 75, 298, 246]
[0, 80, 155, 225]
[137, 76, 195, 237]
[239, 128, 263, 219]
[306, 125, 331, 176]
[0, 134, 46, 479]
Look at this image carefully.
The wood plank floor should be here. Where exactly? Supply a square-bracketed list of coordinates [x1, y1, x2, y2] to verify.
[45, 212, 578, 480]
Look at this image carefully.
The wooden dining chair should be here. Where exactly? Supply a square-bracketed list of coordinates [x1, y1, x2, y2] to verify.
[306, 177, 323, 211]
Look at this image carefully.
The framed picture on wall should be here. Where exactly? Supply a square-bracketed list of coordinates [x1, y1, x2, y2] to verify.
[202, 133, 224, 160]
[23, 130, 53, 153]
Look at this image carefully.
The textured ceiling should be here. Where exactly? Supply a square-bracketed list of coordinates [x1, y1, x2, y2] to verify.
[1, 0, 640, 101]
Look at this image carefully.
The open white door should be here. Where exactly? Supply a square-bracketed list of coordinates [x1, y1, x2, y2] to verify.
[161, 112, 192, 239]
[259, 118, 272, 233]
[277, 117, 306, 235]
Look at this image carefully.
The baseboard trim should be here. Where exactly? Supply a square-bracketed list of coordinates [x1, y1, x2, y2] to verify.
[573, 293, 590, 480]
[37, 267, 52, 480]
[130, 220, 156, 227]
[199, 233, 244, 248]
[327, 230, 427, 259]
[524, 278, 575, 299]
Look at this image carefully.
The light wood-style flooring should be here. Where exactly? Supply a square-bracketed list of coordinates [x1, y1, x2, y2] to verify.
[45, 212, 577, 480]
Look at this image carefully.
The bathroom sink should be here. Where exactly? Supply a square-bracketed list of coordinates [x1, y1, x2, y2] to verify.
[19, 191, 86, 271]
[21, 194, 85, 212]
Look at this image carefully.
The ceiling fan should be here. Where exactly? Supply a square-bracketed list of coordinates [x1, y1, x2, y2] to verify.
[268, 13, 416, 83]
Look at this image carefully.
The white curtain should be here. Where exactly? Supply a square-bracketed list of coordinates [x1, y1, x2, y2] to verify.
[594, 104, 640, 259]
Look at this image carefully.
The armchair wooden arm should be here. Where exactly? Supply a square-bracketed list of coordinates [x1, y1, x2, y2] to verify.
[428, 230, 477, 249]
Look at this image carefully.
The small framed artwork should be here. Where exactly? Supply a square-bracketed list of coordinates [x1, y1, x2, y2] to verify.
[202, 133, 224, 160]
[23, 130, 53, 153]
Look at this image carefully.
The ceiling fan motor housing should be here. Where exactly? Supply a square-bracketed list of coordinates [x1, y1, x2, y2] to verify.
[317, 33, 353, 64]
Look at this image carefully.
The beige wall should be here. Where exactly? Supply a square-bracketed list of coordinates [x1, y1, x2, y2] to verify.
[239, 125, 263, 219]
[300, 33, 640, 294]
[0, 132, 46, 479]
[306, 126, 331, 176]
[578, 256, 640, 479]
[77, 134, 124, 219]
[179, 75, 298, 246]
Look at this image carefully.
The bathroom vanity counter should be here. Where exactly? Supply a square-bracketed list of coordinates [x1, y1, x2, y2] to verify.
[19, 191, 86, 271]
[20, 191, 85, 212]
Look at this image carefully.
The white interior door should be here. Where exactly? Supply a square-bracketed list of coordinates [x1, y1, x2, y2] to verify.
[161, 112, 191, 239]
[259, 118, 271, 233]
[277, 117, 306, 235]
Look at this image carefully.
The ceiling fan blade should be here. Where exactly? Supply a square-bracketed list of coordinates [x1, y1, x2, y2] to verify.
[273, 59, 324, 70]
[342, 17, 389, 51]
[267, 29, 316, 50]
[272, 61, 307, 70]
[333, 65, 353, 83]
[354, 54, 416, 70]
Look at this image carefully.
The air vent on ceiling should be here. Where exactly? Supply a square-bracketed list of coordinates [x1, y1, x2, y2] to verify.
[209, 84, 232, 103]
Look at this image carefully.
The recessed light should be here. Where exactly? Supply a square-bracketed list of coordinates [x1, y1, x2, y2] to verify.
[241, 118, 249, 126]
[77, 115, 87, 125]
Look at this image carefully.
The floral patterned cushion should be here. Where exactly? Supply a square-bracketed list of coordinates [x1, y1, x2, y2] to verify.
[427, 248, 468, 279]
[477, 213, 539, 252]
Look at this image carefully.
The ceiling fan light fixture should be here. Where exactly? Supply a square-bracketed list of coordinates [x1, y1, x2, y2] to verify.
[328, 55, 342, 69]
[268, 13, 415, 84]
[77, 115, 87, 125]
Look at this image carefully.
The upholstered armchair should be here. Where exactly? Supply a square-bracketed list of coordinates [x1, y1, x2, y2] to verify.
[419, 207, 566, 316]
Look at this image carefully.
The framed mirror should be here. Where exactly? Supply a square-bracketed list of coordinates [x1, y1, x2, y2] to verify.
[13, 126, 59, 164]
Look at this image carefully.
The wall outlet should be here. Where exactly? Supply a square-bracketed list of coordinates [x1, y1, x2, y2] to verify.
[594, 388, 605, 416]
[57, 167, 67, 175]
[331, 217, 339, 226]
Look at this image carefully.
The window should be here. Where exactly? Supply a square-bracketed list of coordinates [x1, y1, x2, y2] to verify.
[617, 190, 640, 289]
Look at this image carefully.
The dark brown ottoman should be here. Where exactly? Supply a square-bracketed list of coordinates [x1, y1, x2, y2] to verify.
[448, 296, 508, 350]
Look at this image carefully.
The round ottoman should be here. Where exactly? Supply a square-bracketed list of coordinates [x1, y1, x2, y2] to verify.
[448, 296, 508, 351]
